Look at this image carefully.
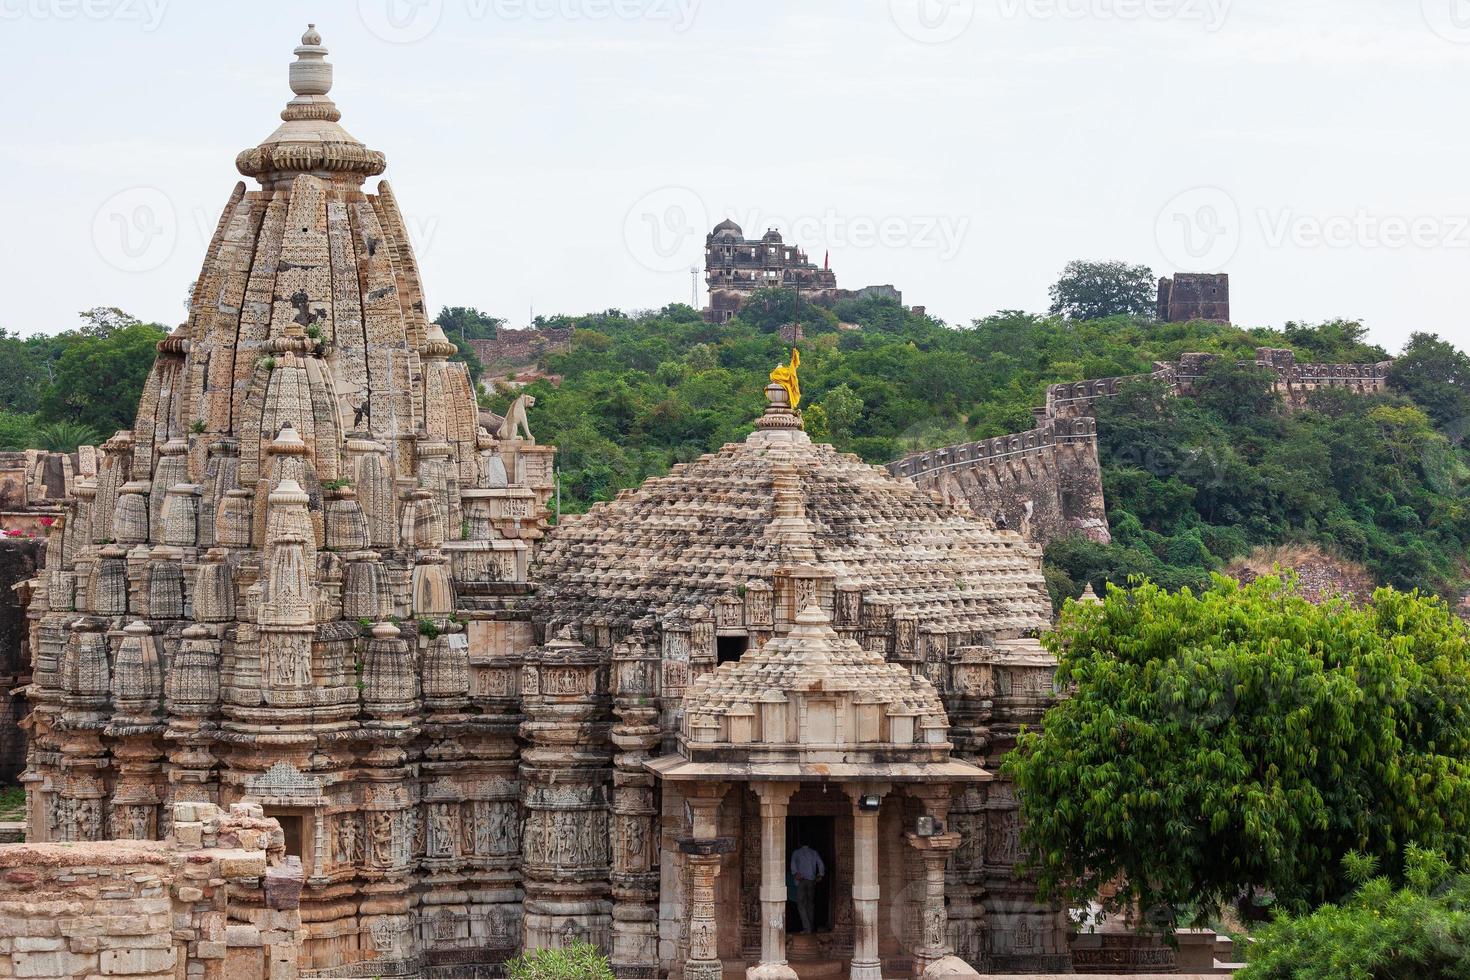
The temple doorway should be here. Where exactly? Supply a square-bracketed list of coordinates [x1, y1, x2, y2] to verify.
[786, 814, 835, 934]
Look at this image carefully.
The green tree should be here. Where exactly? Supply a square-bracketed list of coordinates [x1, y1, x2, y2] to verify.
[434, 306, 504, 342]
[732, 287, 838, 334]
[76, 306, 141, 337]
[34, 421, 102, 453]
[1240, 848, 1470, 980]
[816, 383, 863, 440]
[1389, 332, 1470, 436]
[505, 941, 614, 980]
[1048, 260, 1156, 320]
[0, 330, 54, 414]
[0, 411, 39, 451]
[38, 321, 167, 435]
[1004, 575, 1470, 925]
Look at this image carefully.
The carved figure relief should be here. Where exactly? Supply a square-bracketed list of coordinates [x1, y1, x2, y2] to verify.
[334, 813, 361, 865]
[369, 811, 395, 868]
[427, 803, 457, 858]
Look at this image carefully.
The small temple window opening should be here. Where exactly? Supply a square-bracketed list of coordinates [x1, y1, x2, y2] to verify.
[717, 634, 748, 665]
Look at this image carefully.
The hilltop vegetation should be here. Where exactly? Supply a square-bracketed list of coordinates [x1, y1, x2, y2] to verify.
[6, 291, 1467, 603]
[0, 307, 167, 452]
[483, 291, 1470, 602]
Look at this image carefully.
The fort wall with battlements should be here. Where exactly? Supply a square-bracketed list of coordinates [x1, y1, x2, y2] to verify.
[890, 348, 1395, 548]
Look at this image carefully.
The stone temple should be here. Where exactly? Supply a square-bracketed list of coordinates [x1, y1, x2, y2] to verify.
[14, 29, 1071, 980]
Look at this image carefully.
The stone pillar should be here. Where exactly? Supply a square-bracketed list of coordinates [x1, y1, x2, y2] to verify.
[520, 629, 613, 952]
[905, 786, 960, 975]
[749, 782, 798, 980]
[610, 633, 662, 978]
[907, 835, 961, 974]
[678, 783, 732, 980]
[844, 783, 890, 980]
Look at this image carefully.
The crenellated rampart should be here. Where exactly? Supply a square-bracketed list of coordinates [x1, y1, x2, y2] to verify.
[890, 348, 1394, 547]
[889, 416, 1110, 546]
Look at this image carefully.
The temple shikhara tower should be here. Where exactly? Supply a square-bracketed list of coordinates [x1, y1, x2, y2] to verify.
[15, 28, 1070, 980]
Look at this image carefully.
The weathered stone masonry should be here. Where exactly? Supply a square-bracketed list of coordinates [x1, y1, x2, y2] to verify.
[0, 802, 304, 980]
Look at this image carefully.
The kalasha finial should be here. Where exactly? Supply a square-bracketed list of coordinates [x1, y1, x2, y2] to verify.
[290, 23, 332, 98]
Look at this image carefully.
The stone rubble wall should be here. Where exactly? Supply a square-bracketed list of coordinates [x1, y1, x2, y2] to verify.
[0, 802, 304, 980]
[467, 327, 573, 371]
[891, 347, 1394, 548]
[0, 450, 95, 517]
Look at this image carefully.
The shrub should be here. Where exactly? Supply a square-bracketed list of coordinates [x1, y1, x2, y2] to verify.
[505, 941, 614, 980]
[1240, 848, 1470, 979]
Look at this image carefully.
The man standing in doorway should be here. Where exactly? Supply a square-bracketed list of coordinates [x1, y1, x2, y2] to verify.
[790, 841, 826, 934]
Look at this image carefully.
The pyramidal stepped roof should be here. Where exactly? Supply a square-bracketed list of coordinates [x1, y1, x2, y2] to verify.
[684, 602, 945, 717]
[651, 602, 988, 782]
[533, 385, 1053, 634]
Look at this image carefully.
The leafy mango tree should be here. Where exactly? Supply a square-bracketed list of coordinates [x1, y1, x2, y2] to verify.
[1004, 575, 1470, 926]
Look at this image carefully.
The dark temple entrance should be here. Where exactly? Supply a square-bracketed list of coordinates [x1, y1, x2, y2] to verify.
[786, 815, 836, 934]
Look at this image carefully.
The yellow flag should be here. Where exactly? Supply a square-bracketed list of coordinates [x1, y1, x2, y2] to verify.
[770, 349, 801, 408]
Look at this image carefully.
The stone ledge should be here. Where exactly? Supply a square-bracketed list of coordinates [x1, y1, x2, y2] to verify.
[0, 842, 170, 869]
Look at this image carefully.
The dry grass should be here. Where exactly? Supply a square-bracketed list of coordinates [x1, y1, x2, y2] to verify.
[1225, 543, 1377, 604]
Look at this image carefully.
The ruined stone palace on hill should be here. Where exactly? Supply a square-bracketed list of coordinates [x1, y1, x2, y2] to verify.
[703, 220, 902, 326]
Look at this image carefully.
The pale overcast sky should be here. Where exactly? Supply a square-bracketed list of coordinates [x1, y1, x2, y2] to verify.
[1, 0, 1467, 354]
